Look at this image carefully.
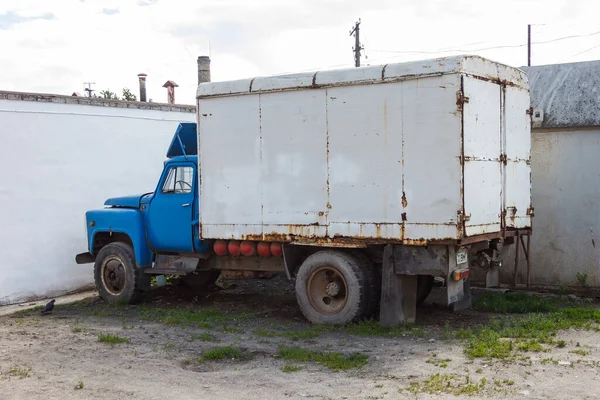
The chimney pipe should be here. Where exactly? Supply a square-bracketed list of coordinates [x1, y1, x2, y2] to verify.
[197, 56, 211, 84]
[137, 73, 147, 102]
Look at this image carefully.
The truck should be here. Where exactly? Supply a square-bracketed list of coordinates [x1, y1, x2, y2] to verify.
[76, 55, 532, 326]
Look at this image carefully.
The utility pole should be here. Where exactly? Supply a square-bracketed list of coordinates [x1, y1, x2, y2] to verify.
[83, 82, 96, 97]
[349, 19, 363, 67]
[527, 24, 531, 66]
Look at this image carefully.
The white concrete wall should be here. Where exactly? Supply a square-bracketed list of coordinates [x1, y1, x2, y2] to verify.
[497, 128, 600, 288]
[0, 98, 195, 305]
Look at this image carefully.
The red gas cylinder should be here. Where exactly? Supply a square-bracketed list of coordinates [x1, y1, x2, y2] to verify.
[213, 240, 228, 256]
[228, 240, 241, 256]
[240, 241, 257, 256]
[270, 242, 283, 257]
[256, 242, 271, 257]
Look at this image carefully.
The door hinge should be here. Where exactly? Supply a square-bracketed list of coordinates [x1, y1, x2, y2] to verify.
[526, 106, 534, 115]
[526, 206, 535, 217]
[456, 91, 470, 109]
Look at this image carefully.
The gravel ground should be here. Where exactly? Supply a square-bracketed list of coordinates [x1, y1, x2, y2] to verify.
[2, 275, 600, 400]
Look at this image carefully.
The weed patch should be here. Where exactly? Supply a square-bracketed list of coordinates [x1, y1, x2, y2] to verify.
[139, 307, 245, 328]
[401, 373, 488, 396]
[278, 346, 368, 371]
[458, 307, 600, 361]
[282, 365, 303, 373]
[343, 319, 424, 337]
[12, 306, 43, 317]
[98, 333, 130, 345]
[184, 346, 254, 364]
[473, 292, 569, 313]
[426, 355, 452, 368]
[8, 366, 31, 378]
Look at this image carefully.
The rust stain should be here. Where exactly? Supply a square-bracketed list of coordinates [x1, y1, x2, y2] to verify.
[401, 192, 408, 208]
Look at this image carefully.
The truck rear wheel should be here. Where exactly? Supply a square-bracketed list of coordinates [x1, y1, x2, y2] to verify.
[416, 275, 434, 305]
[295, 250, 372, 325]
[94, 242, 142, 305]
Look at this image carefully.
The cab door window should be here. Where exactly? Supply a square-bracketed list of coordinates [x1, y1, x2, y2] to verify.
[161, 166, 194, 194]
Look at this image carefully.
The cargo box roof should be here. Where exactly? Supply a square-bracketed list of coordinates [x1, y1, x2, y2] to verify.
[197, 55, 528, 98]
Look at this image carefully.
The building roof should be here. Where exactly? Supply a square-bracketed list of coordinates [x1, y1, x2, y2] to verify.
[198, 55, 529, 98]
[0, 90, 195, 113]
[522, 61, 600, 129]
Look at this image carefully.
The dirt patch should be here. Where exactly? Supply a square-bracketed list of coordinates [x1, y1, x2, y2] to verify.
[2, 276, 600, 399]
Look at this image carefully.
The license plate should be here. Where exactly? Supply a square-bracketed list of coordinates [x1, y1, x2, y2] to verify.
[456, 247, 468, 265]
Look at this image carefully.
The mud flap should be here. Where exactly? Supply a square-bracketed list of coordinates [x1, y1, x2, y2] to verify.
[380, 245, 418, 327]
[447, 246, 470, 306]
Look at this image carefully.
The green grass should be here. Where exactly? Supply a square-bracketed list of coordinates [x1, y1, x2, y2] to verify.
[342, 319, 424, 337]
[75, 380, 85, 390]
[254, 329, 280, 337]
[190, 346, 254, 363]
[282, 328, 322, 340]
[98, 333, 130, 345]
[191, 332, 220, 342]
[281, 364, 303, 373]
[426, 356, 452, 368]
[278, 346, 368, 371]
[139, 307, 245, 329]
[458, 306, 600, 361]
[570, 349, 590, 356]
[8, 366, 32, 378]
[253, 327, 323, 340]
[222, 325, 244, 334]
[71, 326, 83, 333]
[401, 373, 487, 396]
[473, 292, 569, 313]
[12, 306, 43, 316]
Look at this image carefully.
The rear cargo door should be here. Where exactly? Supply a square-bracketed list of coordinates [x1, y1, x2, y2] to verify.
[462, 76, 502, 236]
[503, 85, 532, 228]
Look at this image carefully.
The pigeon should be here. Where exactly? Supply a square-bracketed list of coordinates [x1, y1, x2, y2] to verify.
[41, 299, 55, 315]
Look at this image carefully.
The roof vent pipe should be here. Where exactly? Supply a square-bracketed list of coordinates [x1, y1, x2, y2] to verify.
[197, 56, 211, 84]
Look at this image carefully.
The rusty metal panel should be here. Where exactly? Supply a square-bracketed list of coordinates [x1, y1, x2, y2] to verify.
[198, 95, 261, 236]
[326, 83, 404, 234]
[401, 74, 463, 240]
[504, 85, 532, 229]
[462, 77, 503, 236]
[260, 90, 329, 234]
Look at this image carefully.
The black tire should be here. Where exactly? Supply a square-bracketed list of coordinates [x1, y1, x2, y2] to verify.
[94, 242, 142, 305]
[416, 275, 434, 305]
[295, 250, 370, 325]
[351, 251, 380, 318]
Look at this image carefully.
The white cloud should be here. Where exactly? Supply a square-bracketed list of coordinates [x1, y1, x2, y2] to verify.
[0, 0, 598, 104]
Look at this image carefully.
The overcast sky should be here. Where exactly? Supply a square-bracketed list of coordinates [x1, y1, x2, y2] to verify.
[0, 0, 598, 104]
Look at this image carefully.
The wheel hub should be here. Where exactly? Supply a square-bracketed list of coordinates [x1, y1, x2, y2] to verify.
[326, 281, 340, 296]
[306, 266, 348, 315]
[102, 257, 126, 295]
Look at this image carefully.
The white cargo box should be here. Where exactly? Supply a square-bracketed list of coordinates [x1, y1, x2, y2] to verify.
[196, 55, 532, 245]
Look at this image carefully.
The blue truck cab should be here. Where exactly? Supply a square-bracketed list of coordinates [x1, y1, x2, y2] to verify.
[76, 123, 213, 304]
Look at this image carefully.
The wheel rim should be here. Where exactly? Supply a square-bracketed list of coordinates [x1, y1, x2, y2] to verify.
[306, 266, 348, 315]
[101, 256, 127, 295]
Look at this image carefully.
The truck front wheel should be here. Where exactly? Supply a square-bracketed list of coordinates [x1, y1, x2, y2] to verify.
[94, 242, 142, 305]
[295, 250, 373, 325]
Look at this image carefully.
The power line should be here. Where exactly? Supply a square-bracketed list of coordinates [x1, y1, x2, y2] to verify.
[367, 29, 600, 56]
[561, 43, 600, 62]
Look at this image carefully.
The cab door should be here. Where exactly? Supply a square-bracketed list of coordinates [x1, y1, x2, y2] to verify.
[146, 162, 196, 252]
